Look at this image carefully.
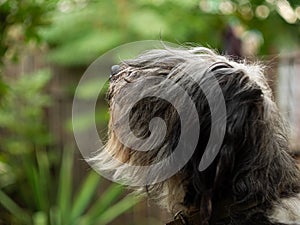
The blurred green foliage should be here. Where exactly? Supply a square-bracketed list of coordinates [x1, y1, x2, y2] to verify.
[0, 70, 52, 148]
[0, 146, 140, 225]
[0, 0, 57, 62]
[0, 1, 141, 224]
[0, 69, 52, 223]
[0, 70, 52, 189]
[0, 70, 139, 224]
[42, 0, 300, 66]
[0, 0, 57, 100]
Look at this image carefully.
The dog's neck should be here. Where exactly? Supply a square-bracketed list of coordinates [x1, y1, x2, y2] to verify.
[167, 195, 300, 225]
[169, 196, 262, 225]
[179, 177, 300, 225]
[168, 201, 259, 225]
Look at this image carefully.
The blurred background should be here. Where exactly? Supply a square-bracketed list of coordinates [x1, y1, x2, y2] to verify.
[0, 0, 300, 224]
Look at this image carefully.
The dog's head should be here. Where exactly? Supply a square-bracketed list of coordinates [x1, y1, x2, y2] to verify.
[92, 47, 300, 219]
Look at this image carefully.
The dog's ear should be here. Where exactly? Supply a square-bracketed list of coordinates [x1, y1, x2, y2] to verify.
[198, 63, 264, 176]
[183, 63, 265, 220]
[212, 64, 264, 187]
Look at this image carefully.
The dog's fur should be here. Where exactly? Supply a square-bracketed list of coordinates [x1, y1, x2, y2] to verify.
[92, 47, 300, 224]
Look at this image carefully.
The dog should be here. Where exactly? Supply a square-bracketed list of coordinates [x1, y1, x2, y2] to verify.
[91, 47, 300, 225]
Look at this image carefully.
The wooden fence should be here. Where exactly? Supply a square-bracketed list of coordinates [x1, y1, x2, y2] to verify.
[277, 52, 300, 153]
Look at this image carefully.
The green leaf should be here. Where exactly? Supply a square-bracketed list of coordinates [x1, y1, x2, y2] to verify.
[23, 156, 44, 210]
[78, 183, 123, 225]
[93, 194, 141, 225]
[70, 171, 101, 223]
[57, 149, 73, 225]
[0, 189, 31, 224]
[36, 149, 51, 211]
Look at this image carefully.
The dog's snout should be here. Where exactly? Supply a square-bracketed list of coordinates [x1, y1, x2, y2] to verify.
[110, 65, 120, 79]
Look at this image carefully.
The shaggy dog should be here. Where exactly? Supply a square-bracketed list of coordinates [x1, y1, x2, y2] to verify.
[92, 47, 300, 225]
